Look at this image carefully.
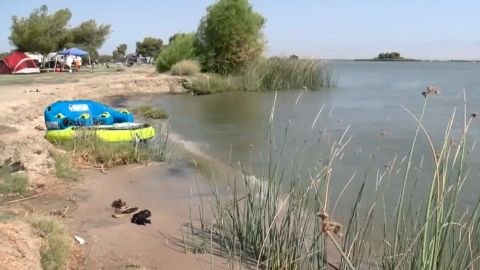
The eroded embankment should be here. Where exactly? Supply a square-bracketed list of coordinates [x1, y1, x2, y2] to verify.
[0, 72, 187, 189]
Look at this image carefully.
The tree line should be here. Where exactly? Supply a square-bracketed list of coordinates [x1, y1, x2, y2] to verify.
[8, 0, 270, 75]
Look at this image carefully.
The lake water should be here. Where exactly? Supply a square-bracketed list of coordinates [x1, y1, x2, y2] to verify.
[113, 61, 480, 220]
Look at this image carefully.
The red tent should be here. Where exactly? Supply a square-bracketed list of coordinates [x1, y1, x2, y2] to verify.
[0, 51, 40, 74]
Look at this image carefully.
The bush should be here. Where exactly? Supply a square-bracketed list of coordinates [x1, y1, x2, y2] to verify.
[28, 214, 72, 270]
[131, 106, 168, 119]
[0, 166, 28, 195]
[156, 33, 197, 72]
[197, 0, 265, 74]
[170, 60, 201, 76]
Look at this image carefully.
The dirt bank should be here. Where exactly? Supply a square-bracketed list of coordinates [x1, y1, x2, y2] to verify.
[0, 66, 187, 189]
[0, 221, 42, 270]
[0, 66, 223, 269]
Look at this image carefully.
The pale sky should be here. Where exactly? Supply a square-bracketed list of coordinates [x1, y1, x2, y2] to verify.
[1, 0, 479, 60]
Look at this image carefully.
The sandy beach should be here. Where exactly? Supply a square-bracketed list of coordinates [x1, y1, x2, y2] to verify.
[0, 66, 229, 269]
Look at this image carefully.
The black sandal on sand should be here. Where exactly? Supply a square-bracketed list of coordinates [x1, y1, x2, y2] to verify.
[131, 209, 151, 225]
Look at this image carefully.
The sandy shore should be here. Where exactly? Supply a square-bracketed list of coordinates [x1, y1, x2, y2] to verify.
[0, 66, 229, 269]
[0, 66, 186, 188]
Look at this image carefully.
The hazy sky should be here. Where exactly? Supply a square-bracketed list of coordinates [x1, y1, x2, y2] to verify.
[1, 1, 479, 60]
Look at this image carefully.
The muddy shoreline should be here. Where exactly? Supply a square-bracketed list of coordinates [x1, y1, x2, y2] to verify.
[0, 66, 227, 269]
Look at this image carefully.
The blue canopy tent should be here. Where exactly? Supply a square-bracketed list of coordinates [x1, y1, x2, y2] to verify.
[57, 48, 92, 71]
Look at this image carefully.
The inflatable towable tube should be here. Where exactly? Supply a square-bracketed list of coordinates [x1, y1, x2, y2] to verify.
[44, 100, 155, 142]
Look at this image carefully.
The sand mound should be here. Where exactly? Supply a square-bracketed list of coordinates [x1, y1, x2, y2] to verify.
[0, 221, 42, 270]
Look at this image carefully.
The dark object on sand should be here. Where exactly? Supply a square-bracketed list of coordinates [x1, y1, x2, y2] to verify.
[111, 199, 139, 218]
[1, 158, 26, 172]
[131, 209, 151, 225]
[111, 199, 127, 209]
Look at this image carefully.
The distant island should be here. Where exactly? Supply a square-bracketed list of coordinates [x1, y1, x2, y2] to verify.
[355, 52, 419, 61]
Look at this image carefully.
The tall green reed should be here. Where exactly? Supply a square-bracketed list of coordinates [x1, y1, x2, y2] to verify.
[53, 123, 170, 167]
[187, 58, 335, 94]
[193, 88, 480, 269]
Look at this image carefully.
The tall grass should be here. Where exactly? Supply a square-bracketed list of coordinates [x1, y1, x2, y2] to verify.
[241, 58, 335, 91]
[28, 214, 72, 270]
[193, 90, 480, 269]
[188, 73, 241, 94]
[186, 58, 335, 94]
[51, 151, 78, 181]
[54, 124, 170, 168]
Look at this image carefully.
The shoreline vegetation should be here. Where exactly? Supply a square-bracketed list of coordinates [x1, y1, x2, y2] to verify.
[355, 51, 419, 61]
[183, 58, 335, 95]
[2, 0, 479, 269]
[152, 0, 336, 94]
[189, 89, 480, 269]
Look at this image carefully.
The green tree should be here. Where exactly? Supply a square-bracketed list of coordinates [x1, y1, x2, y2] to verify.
[135, 37, 163, 62]
[156, 33, 196, 72]
[391, 52, 401, 59]
[169, 33, 189, 43]
[69, 20, 111, 58]
[9, 5, 72, 54]
[113, 44, 127, 61]
[196, 0, 265, 74]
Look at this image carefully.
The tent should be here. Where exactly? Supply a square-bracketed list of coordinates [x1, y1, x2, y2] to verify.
[58, 48, 91, 71]
[57, 48, 89, 56]
[0, 51, 40, 74]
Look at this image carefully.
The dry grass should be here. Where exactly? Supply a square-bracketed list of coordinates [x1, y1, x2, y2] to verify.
[171, 60, 201, 76]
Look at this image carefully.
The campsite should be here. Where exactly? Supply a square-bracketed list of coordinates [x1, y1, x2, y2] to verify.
[1, 1, 480, 270]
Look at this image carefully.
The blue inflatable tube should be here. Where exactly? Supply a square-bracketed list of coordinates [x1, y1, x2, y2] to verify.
[44, 100, 134, 130]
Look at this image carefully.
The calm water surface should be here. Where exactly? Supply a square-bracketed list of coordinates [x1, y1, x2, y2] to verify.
[113, 61, 480, 219]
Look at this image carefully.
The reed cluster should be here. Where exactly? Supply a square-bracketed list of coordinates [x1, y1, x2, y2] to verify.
[186, 58, 335, 94]
[194, 90, 480, 269]
[53, 124, 170, 168]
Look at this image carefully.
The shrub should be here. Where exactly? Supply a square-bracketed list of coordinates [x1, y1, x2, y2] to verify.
[156, 33, 197, 72]
[28, 214, 72, 270]
[131, 106, 168, 119]
[171, 60, 201, 76]
[0, 166, 28, 195]
[197, 0, 265, 74]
